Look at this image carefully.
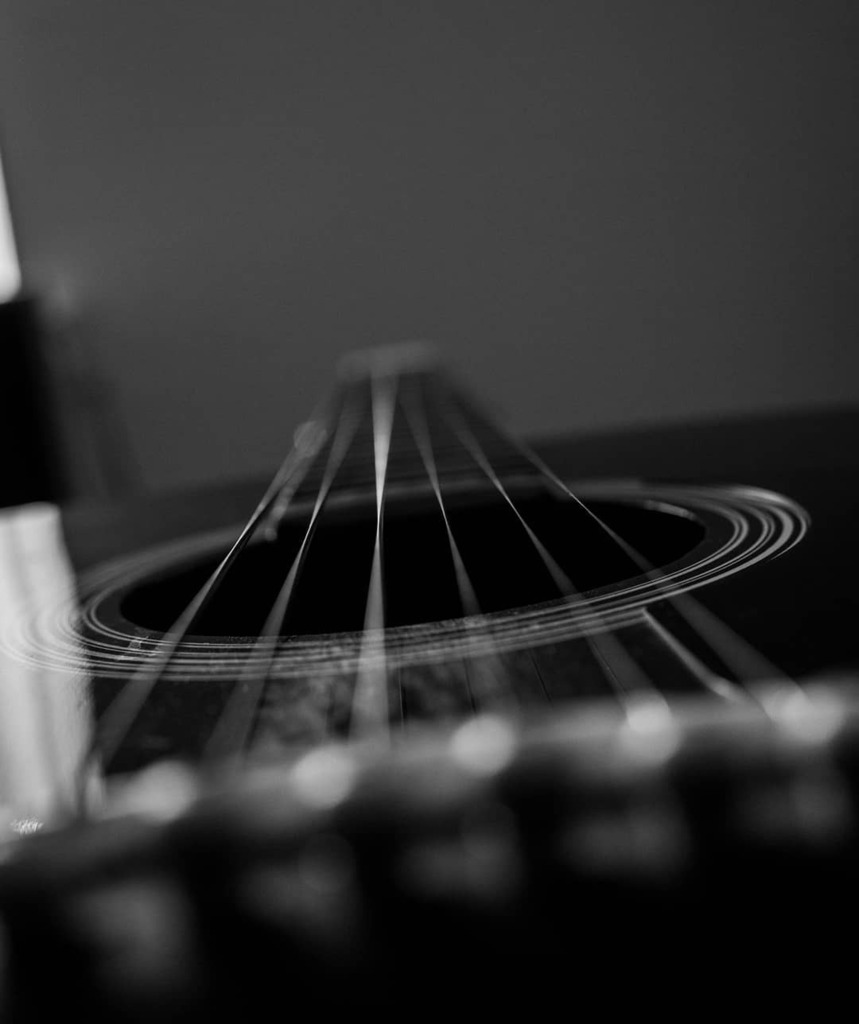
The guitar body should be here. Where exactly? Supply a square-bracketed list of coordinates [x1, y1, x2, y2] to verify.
[54, 405, 859, 750]
[1, 368, 858, 1015]
[58, 404, 859, 681]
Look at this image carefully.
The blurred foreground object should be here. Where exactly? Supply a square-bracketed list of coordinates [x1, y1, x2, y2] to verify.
[0, 295, 65, 508]
[0, 682, 857, 1017]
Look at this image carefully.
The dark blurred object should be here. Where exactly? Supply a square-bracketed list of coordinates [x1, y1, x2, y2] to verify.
[0, 685, 856, 1018]
[0, 294, 65, 508]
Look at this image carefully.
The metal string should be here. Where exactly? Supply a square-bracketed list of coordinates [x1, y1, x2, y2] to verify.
[438, 383, 662, 711]
[203, 386, 366, 763]
[348, 370, 399, 740]
[400, 375, 516, 710]
[89, 389, 340, 770]
[91, 355, 796, 774]
[459, 397, 797, 702]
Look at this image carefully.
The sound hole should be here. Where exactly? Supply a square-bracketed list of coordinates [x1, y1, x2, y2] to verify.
[118, 492, 705, 637]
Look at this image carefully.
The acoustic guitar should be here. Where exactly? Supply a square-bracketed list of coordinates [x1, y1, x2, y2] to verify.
[0, 343, 857, 1017]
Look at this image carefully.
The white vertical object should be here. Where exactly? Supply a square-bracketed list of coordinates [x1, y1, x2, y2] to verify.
[0, 504, 93, 833]
[0, 152, 21, 302]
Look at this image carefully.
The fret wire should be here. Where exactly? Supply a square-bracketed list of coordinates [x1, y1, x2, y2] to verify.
[203, 384, 367, 764]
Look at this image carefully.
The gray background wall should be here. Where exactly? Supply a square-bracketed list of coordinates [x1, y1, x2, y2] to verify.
[1, 1, 857, 492]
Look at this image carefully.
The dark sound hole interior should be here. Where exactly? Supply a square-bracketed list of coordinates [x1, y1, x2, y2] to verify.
[119, 492, 705, 637]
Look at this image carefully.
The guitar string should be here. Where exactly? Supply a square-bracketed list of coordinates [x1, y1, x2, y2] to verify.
[455, 394, 800, 703]
[436, 381, 665, 712]
[439, 376, 761, 715]
[91, 358, 794, 775]
[527, 649, 553, 703]
[445, 388, 757, 704]
[348, 368, 399, 740]
[203, 384, 366, 764]
[399, 374, 516, 711]
[88, 388, 341, 771]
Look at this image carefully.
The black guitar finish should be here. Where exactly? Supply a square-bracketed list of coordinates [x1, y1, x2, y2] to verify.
[57, 403, 859, 699]
[0, 403, 857, 1017]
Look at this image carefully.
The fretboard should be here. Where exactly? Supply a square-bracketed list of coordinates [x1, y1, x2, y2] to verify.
[288, 353, 542, 504]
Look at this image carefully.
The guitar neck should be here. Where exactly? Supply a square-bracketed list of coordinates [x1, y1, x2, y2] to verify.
[289, 354, 543, 506]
